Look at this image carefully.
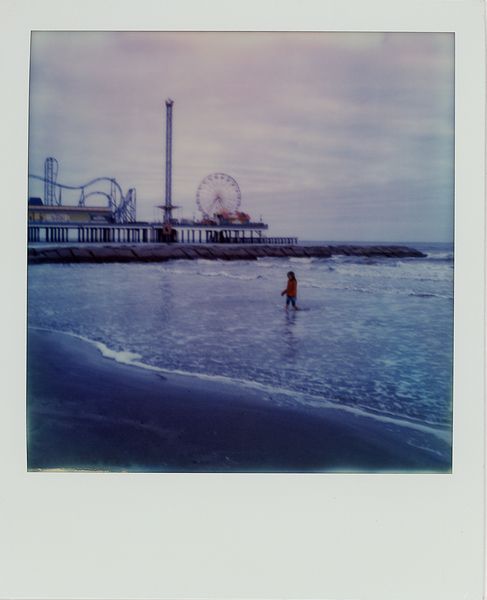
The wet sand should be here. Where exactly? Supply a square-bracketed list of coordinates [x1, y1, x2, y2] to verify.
[26, 329, 450, 472]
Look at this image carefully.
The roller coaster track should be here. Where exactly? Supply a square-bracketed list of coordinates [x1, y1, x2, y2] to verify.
[29, 174, 136, 224]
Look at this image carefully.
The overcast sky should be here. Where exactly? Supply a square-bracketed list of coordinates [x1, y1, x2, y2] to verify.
[28, 31, 454, 242]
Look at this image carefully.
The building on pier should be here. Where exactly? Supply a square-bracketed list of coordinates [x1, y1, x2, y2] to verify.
[28, 198, 112, 224]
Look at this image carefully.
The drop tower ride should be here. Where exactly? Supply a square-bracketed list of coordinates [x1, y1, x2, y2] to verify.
[164, 98, 174, 222]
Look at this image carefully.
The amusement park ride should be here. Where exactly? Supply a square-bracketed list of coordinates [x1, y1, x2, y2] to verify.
[28, 99, 291, 244]
[29, 157, 136, 224]
[154, 99, 266, 241]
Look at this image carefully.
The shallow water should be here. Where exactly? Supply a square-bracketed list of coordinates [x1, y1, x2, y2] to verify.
[27, 241, 453, 438]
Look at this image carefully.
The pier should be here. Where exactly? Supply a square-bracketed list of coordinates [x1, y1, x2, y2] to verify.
[28, 222, 297, 246]
[28, 224, 152, 244]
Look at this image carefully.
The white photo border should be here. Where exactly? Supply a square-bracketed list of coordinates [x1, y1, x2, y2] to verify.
[0, 1, 484, 599]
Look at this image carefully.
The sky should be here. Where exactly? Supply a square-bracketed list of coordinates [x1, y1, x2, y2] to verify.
[28, 31, 454, 242]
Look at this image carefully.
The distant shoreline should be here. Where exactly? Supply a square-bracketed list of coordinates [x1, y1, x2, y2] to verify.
[28, 244, 426, 265]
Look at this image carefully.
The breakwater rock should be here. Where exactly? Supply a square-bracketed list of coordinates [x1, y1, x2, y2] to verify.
[28, 244, 426, 265]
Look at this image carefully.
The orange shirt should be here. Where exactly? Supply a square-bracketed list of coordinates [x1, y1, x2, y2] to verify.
[286, 279, 297, 297]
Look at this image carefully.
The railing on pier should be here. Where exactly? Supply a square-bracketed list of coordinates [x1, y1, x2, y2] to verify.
[258, 237, 298, 245]
[28, 224, 153, 244]
[199, 231, 297, 245]
[28, 224, 298, 246]
[77, 226, 151, 243]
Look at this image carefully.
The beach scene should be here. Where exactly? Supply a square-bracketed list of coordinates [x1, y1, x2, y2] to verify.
[27, 32, 454, 473]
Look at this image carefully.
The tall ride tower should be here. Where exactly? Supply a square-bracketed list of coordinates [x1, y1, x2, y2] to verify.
[44, 157, 60, 206]
[164, 98, 174, 222]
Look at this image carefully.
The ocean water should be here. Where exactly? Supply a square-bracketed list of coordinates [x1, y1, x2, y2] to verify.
[27, 241, 453, 452]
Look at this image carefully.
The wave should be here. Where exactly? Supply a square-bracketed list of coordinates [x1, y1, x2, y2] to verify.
[409, 293, 439, 298]
[289, 257, 315, 264]
[423, 252, 454, 262]
[297, 279, 452, 299]
[93, 343, 144, 365]
[200, 270, 262, 280]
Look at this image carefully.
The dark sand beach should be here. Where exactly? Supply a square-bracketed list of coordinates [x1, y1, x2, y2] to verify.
[27, 329, 450, 472]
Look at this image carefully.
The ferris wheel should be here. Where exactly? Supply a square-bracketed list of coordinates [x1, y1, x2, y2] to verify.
[196, 173, 241, 219]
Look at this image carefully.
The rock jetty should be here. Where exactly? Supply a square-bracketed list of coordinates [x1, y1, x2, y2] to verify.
[28, 244, 426, 265]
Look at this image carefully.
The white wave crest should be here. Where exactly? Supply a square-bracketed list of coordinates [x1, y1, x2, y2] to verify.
[202, 270, 261, 280]
[289, 257, 314, 264]
[94, 343, 143, 365]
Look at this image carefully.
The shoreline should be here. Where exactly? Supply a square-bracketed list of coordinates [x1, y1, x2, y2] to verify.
[27, 329, 450, 473]
[28, 243, 426, 265]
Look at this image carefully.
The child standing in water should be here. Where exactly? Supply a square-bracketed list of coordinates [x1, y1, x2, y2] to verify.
[281, 271, 299, 310]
